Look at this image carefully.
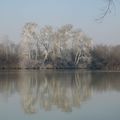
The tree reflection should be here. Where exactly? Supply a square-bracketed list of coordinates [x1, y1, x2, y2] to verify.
[0, 71, 120, 114]
[18, 71, 92, 113]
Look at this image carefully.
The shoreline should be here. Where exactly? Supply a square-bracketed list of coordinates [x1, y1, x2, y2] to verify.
[0, 67, 120, 72]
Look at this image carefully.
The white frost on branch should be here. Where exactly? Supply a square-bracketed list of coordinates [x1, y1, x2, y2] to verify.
[20, 23, 92, 68]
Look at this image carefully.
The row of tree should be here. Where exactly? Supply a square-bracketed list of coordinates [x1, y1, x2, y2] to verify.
[20, 23, 92, 68]
[0, 23, 120, 70]
[90, 45, 120, 70]
[0, 36, 19, 69]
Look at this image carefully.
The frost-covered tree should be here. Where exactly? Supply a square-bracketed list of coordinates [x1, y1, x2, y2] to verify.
[0, 35, 19, 68]
[20, 23, 92, 68]
[71, 30, 92, 66]
[39, 25, 54, 62]
[21, 22, 38, 60]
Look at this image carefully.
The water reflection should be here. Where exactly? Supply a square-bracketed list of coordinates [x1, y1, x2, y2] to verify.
[0, 70, 120, 114]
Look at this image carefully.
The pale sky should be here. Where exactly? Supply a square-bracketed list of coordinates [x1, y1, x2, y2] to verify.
[0, 0, 120, 45]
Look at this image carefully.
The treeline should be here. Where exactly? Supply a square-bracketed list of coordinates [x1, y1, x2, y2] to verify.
[20, 23, 92, 69]
[0, 24, 120, 70]
[90, 45, 120, 70]
[0, 37, 19, 69]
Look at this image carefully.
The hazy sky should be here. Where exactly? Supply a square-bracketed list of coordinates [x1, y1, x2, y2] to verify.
[0, 0, 120, 45]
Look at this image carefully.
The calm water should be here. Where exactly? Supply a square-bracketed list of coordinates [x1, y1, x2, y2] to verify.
[0, 70, 120, 120]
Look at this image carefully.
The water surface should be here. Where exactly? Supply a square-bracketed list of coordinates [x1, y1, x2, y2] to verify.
[0, 70, 120, 120]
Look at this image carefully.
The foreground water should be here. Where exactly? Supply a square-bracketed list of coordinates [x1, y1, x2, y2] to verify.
[0, 70, 120, 120]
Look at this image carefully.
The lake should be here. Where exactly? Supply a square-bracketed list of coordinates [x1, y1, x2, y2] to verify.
[0, 70, 120, 120]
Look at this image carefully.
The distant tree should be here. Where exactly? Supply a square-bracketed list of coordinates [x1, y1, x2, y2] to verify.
[90, 45, 120, 70]
[90, 45, 109, 69]
[107, 45, 120, 70]
[0, 35, 19, 68]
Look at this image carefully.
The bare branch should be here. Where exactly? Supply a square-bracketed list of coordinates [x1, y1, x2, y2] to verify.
[96, 0, 116, 22]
